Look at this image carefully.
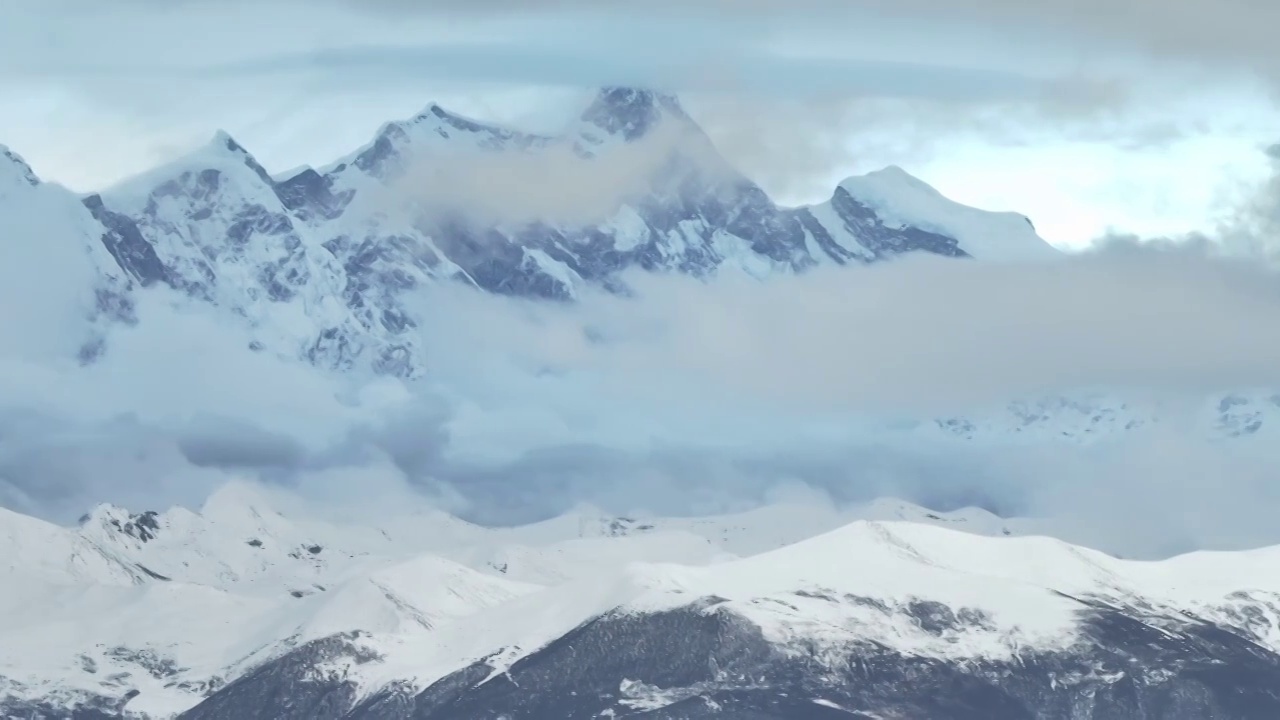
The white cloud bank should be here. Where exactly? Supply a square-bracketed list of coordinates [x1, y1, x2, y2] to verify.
[0, 234, 1278, 560]
[1, 1, 1280, 559]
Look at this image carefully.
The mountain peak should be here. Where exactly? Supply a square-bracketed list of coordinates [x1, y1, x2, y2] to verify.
[196, 130, 274, 185]
[834, 165, 1058, 262]
[209, 129, 247, 155]
[0, 144, 40, 187]
[100, 129, 278, 210]
[580, 86, 688, 141]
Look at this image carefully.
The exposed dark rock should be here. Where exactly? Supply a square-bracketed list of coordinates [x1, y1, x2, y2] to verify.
[175, 598, 1280, 720]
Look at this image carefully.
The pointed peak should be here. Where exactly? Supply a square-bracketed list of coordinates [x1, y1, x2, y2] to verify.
[209, 129, 246, 155]
[580, 86, 688, 141]
[206, 130, 261, 167]
[103, 128, 278, 205]
[198, 130, 273, 185]
[0, 144, 41, 187]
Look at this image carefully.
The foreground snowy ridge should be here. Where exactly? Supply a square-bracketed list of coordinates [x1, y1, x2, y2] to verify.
[6, 484, 1280, 719]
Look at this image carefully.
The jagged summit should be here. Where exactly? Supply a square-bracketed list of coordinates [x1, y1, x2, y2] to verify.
[580, 86, 689, 141]
[0, 84, 1067, 378]
[209, 129, 245, 154]
[100, 128, 277, 209]
[204, 129, 275, 186]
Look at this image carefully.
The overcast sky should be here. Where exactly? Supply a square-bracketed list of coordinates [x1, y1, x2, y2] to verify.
[1, 0, 1278, 248]
[7, 1, 1280, 555]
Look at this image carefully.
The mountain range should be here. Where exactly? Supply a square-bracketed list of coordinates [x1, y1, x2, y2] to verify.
[7, 86, 1280, 718]
[4, 86, 1278, 441]
[7, 484, 1280, 719]
[1, 87, 1053, 379]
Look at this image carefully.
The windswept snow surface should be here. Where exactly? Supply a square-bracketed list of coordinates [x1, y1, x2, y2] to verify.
[834, 166, 1058, 262]
[6, 485, 1280, 717]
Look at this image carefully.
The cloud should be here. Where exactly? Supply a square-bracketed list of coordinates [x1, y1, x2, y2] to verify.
[2, 239, 1280, 559]
[431, 244, 1280, 415]
[4, 0, 1263, 231]
[363, 109, 739, 228]
[349, 0, 1280, 69]
[0, 0, 1155, 166]
[1211, 144, 1280, 262]
[332, 0, 1280, 92]
[880, 0, 1280, 81]
[4, 1, 1280, 562]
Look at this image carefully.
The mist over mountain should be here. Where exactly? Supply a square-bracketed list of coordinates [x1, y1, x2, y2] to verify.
[3, 85, 1280, 540]
[49, 87, 1050, 378]
[5, 81, 1280, 718]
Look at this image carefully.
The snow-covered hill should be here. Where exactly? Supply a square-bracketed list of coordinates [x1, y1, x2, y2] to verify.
[5, 486, 1280, 719]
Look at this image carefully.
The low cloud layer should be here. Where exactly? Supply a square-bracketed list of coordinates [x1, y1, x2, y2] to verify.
[414, 241, 1280, 415]
[2, 1, 1280, 561]
[368, 111, 736, 227]
[1, 235, 1279, 561]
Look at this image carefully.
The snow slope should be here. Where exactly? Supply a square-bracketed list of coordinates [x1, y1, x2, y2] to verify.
[6, 483, 1280, 718]
[835, 165, 1056, 262]
[0, 488, 1018, 716]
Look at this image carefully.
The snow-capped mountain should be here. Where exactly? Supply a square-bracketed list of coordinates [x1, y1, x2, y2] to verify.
[5, 486, 1280, 719]
[15, 85, 1277, 441]
[0, 87, 1053, 380]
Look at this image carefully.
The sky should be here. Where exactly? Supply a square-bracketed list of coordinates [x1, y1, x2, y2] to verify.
[2, 0, 1279, 248]
[4, 0, 1280, 561]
